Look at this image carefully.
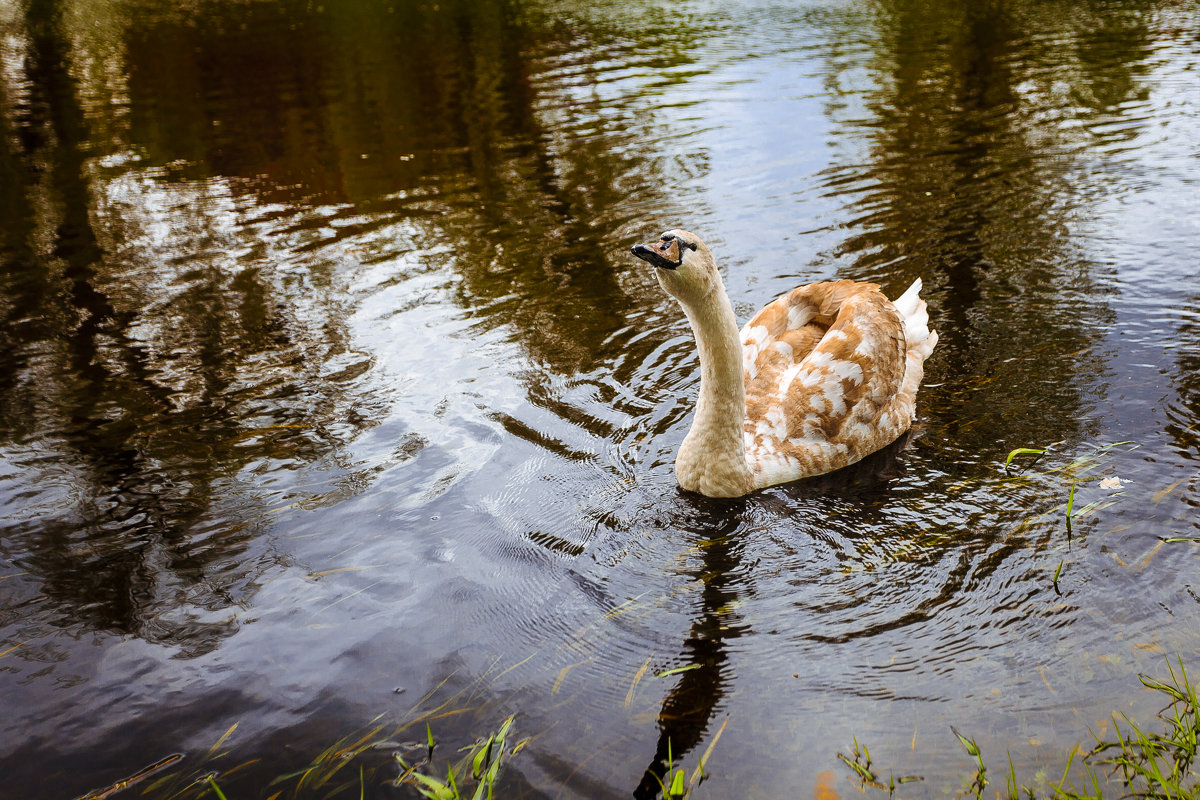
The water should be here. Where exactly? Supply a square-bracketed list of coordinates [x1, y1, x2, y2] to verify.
[1, 0, 1198, 797]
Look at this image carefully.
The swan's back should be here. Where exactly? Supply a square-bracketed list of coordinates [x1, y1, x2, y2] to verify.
[739, 279, 937, 487]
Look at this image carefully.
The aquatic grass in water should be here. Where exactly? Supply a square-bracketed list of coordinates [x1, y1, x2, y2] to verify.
[837, 737, 923, 795]
[119, 657, 536, 800]
[205, 776, 230, 800]
[997, 441, 1141, 591]
[72, 637, 735, 800]
[1080, 659, 1200, 800]
[840, 658, 1200, 800]
[79, 657, 1197, 800]
[395, 715, 519, 800]
[71, 754, 182, 800]
[648, 719, 728, 800]
[650, 739, 688, 800]
[1005, 448, 1049, 474]
[952, 728, 987, 800]
[127, 713, 519, 800]
[654, 664, 702, 678]
[1002, 442, 1137, 522]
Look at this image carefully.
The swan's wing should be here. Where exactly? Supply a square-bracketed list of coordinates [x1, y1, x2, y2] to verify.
[740, 281, 909, 482]
[740, 279, 873, 383]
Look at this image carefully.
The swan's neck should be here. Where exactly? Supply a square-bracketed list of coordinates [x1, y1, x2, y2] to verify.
[676, 284, 753, 497]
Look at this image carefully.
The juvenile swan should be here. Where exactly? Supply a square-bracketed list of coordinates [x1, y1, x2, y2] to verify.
[632, 229, 938, 498]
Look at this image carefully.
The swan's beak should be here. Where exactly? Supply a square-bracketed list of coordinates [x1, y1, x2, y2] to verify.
[631, 237, 683, 270]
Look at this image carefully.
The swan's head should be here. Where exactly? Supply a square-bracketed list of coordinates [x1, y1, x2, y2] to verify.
[630, 229, 720, 304]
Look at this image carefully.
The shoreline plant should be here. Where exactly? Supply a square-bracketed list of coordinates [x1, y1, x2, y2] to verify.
[839, 658, 1199, 800]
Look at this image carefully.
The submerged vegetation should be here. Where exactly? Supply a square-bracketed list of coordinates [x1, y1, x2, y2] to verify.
[840, 659, 1200, 800]
[69, 657, 539, 800]
[71, 642, 728, 800]
[1002, 441, 1138, 525]
[645, 720, 727, 800]
[69, 657, 1197, 800]
[97, 711, 722, 800]
[998, 440, 1139, 595]
[395, 715, 522, 800]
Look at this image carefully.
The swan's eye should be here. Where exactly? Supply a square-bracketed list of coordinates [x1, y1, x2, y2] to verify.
[660, 233, 696, 252]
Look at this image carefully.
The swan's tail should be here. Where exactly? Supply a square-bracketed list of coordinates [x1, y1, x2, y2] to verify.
[893, 278, 938, 360]
[891, 278, 938, 427]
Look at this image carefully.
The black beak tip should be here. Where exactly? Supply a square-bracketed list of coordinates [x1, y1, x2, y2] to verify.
[631, 240, 681, 270]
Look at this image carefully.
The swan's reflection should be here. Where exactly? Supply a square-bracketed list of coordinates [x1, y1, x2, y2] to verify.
[632, 501, 746, 800]
[631, 433, 915, 798]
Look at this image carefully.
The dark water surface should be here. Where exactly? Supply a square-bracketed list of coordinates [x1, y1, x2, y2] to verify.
[1, 0, 1198, 797]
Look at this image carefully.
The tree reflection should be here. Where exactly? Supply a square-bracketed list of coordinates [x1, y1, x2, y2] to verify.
[824, 0, 1159, 456]
[118, 0, 689, 375]
[0, 0, 363, 655]
[1167, 292, 1200, 470]
[0, 0, 693, 659]
[4, 0, 176, 638]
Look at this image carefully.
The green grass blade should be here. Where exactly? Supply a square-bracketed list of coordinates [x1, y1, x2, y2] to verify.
[688, 717, 728, 795]
[669, 767, 685, 797]
[472, 736, 492, 780]
[952, 727, 980, 758]
[205, 775, 229, 800]
[1004, 448, 1046, 472]
[408, 770, 454, 800]
[655, 664, 702, 678]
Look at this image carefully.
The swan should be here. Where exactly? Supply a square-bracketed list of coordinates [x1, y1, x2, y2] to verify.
[632, 229, 938, 498]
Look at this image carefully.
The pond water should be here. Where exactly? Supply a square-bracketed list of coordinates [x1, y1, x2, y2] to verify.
[1, 0, 1198, 797]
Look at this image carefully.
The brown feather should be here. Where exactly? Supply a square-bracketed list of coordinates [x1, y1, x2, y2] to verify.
[739, 280, 920, 485]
